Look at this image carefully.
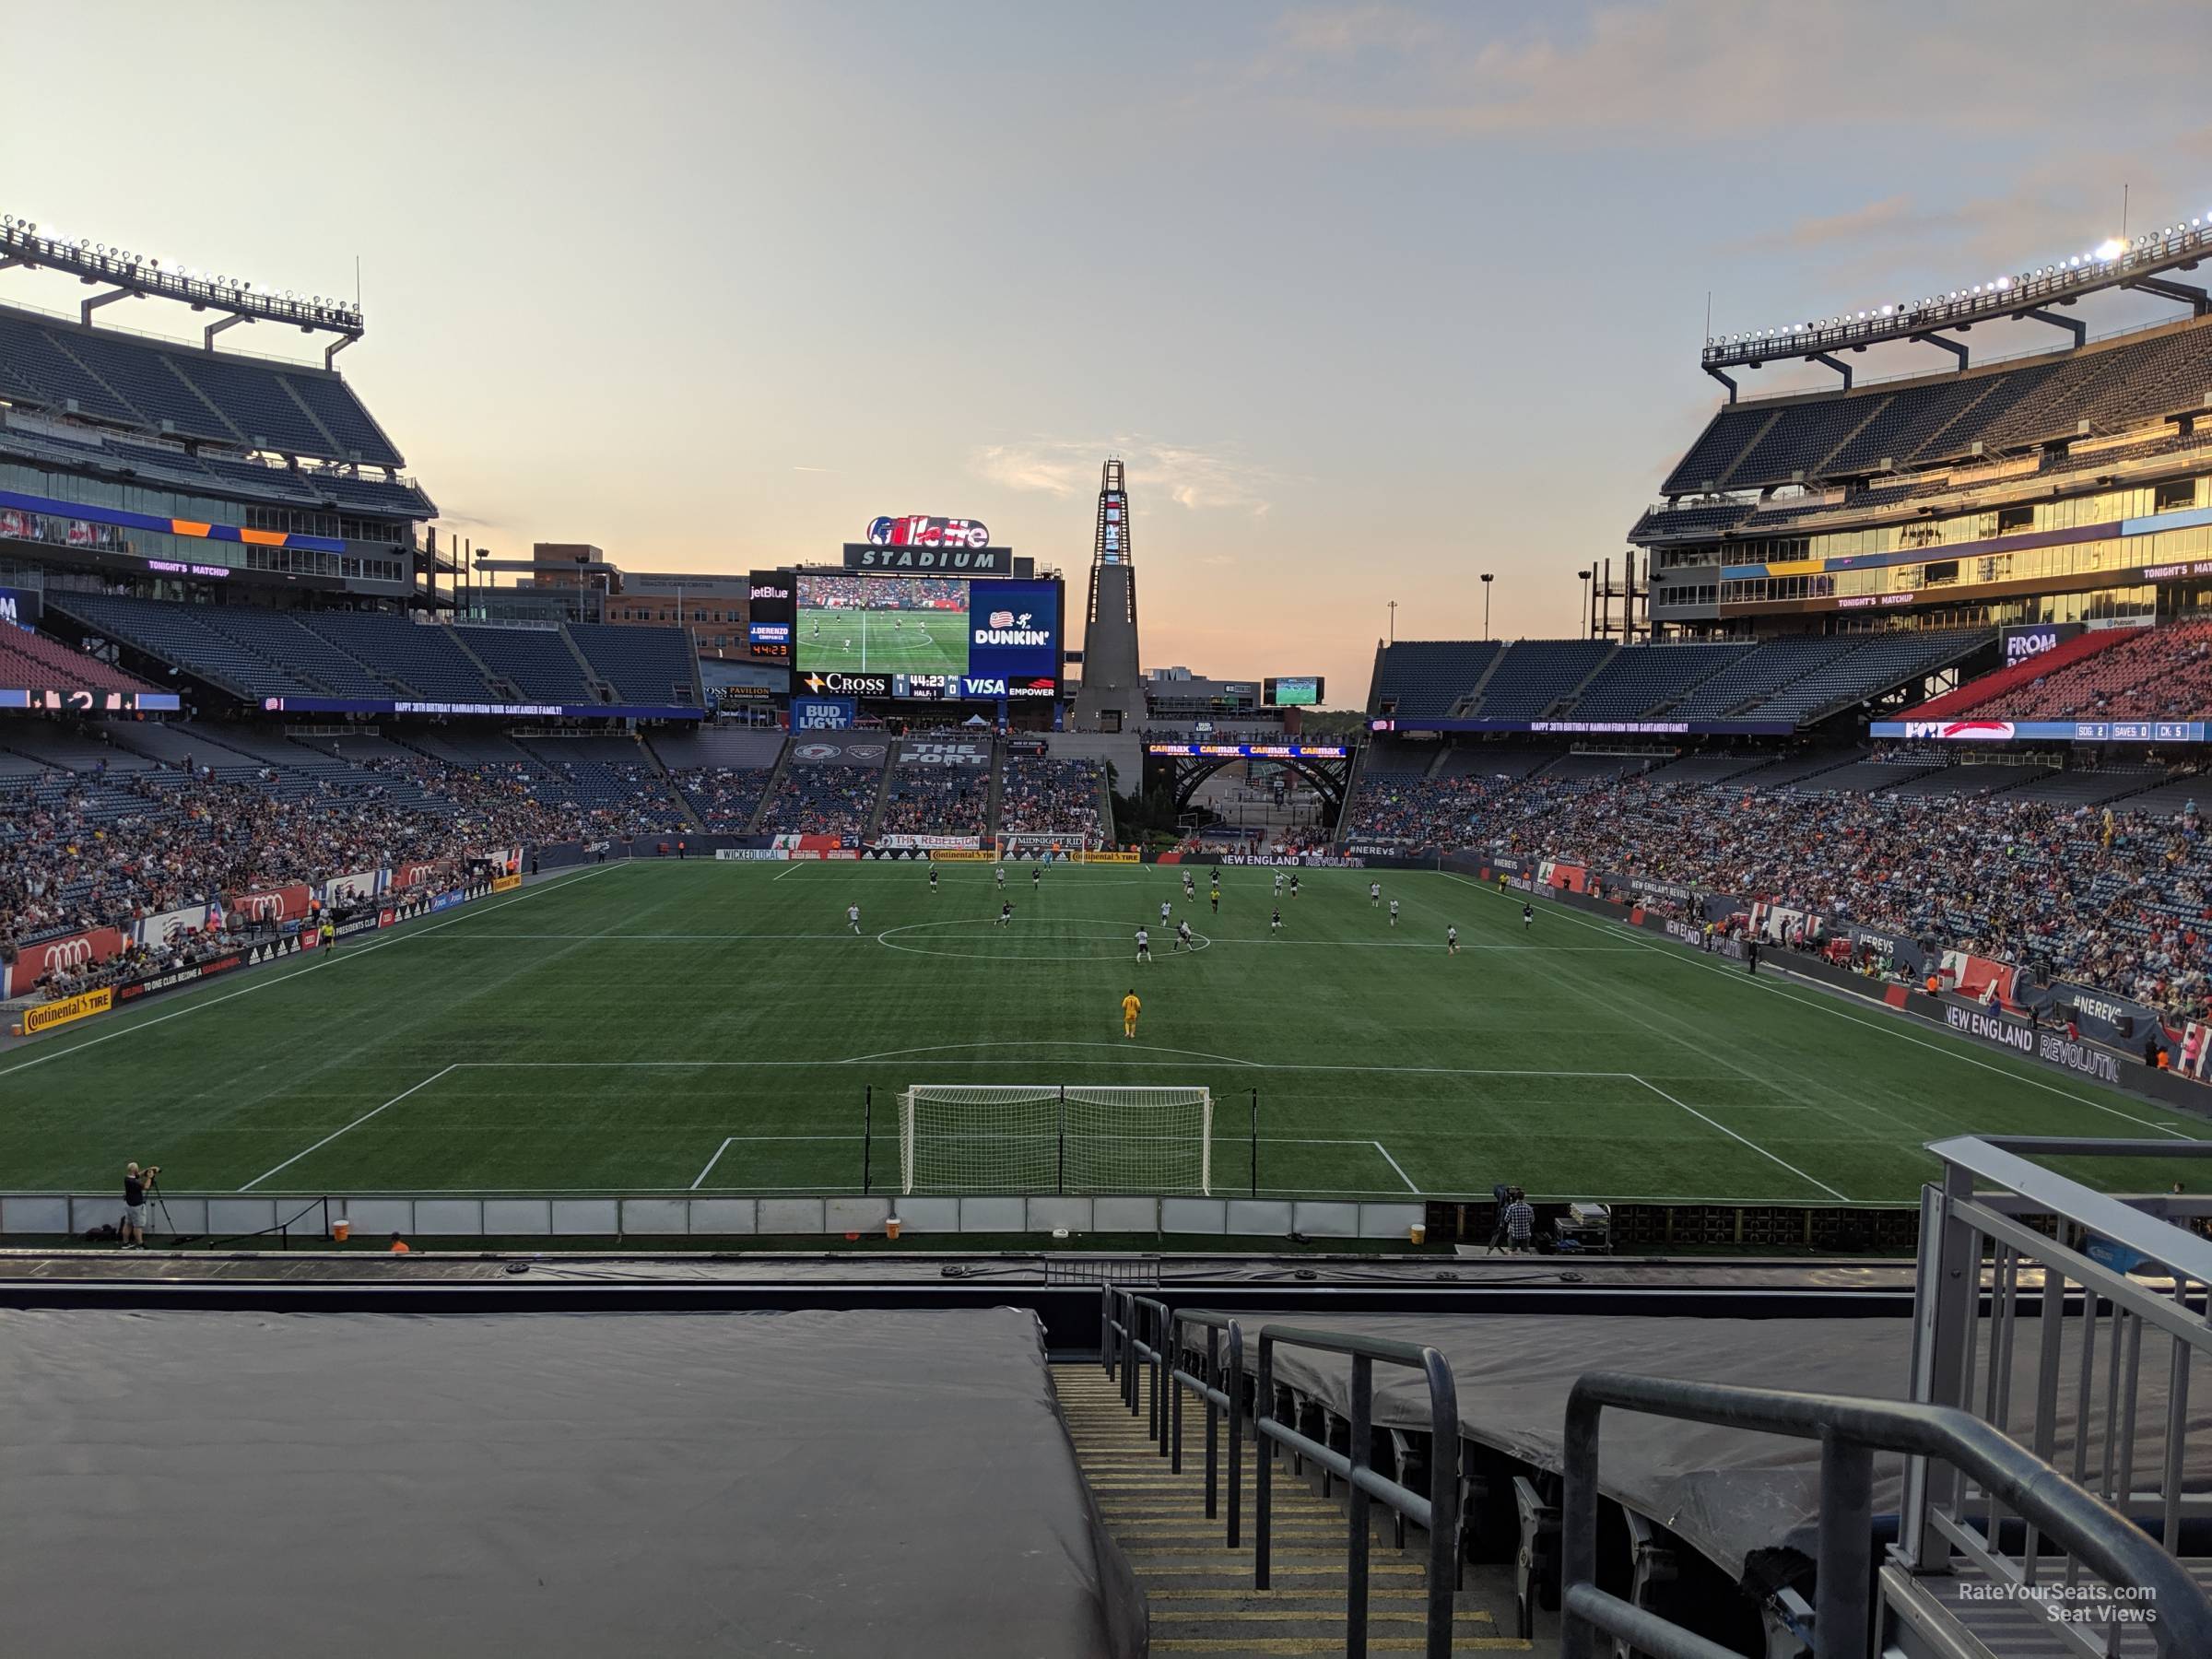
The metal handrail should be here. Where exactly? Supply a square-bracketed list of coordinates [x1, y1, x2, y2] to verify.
[1254, 1322, 1461, 1659]
[1561, 1371, 2212, 1659]
[1100, 1288, 1173, 1451]
[1926, 1135, 2212, 1283]
[1167, 1309, 1247, 1545]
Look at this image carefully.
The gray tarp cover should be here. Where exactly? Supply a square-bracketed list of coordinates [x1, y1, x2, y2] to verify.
[0, 1307, 1131, 1659]
[1245, 1312, 2212, 1591]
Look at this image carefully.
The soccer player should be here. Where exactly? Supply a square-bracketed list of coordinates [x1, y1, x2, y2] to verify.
[847, 902, 862, 935]
[1289, 875, 1300, 900]
[929, 865, 939, 892]
[1159, 900, 1172, 925]
[1523, 902, 1534, 933]
[1272, 871, 1284, 895]
[995, 864, 1006, 889]
[1182, 872, 1194, 900]
[1270, 906, 1283, 935]
[1389, 898, 1400, 927]
[1122, 988, 1142, 1040]
[1175, 919, 1193, 952]
[997, 900, 1014, 928]
[1135, 926, 1152, 963]
[1370, 881, 1382, 908]
[1447, 924, 1460, 955]
[1031, 865, 1041, 889]
[1209, 888, 1219, 914]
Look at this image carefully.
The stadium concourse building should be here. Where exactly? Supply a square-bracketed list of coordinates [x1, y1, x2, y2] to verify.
[1368, 220, 2212, 753]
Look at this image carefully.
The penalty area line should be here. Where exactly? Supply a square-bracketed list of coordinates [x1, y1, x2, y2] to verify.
[240, 1065, 457, 1192]
[1631, 1072, 1847, 1201]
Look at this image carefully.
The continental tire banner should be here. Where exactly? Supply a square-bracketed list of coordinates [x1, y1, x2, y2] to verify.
[3, 924, 129, 997]
[1087, 851, 1142, 864]
[23, 986, 112, 1035]
[491, 874, 522, 892]
[931, 849, 999, 862]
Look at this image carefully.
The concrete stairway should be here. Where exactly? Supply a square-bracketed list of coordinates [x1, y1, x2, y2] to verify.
[1052, 1364, 1535, 1655]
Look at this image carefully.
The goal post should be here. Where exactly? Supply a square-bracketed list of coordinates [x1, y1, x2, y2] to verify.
[899, 1084, 1213, 1194]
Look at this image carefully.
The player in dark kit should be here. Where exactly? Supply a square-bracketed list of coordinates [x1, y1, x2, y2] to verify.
[929, 865, 939, 893]
[1270, 906, 1283, 934]
[1523, 902, 1534, 932]
[997, 900, 1014, 928]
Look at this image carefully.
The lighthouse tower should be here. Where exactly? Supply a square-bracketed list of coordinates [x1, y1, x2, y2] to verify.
[1070, 457, 1142, 731]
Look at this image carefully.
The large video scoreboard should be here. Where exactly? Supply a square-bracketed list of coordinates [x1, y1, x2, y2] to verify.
[778, 567, 1064, 702]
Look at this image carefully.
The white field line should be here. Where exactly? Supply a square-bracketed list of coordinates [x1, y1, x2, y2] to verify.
[1630, 1073, 1848, 1201]
[693, 1133, 865, 1190]
[0, 863, 622, 1080]
[1436, 871, 2206, 1142]
[689, 1137, 734, 1189]
[239, 1065, 457, 1191]
[1371, 1140, 1418, 1193]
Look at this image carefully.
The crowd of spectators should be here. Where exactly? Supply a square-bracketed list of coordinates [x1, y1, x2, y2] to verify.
[0, 750, 704, 984]
[878, 762, 988, 837]
[1472, 768, 2212, 1021]
[759, 766, 880, 837]
[669, 765, 775, 831]
[796, 575, 965, 611]
[1994, 620, 2212, 722]
[999, 756, 1105, 843]
[1339, 774, 1516, 846]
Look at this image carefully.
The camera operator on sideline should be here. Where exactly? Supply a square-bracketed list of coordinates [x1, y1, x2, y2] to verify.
[121, 1160, 159, 1250]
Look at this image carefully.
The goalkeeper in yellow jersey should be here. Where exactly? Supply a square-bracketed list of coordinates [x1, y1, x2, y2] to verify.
[1121, 988, 1142, 1040]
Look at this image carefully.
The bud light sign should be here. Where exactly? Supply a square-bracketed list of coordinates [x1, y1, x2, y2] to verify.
[793, 696, 855, 731]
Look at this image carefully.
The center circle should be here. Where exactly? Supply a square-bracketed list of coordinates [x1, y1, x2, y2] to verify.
[876, 917, 1213, 962]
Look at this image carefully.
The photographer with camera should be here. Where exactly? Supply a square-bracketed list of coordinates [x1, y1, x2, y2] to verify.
[121, 1160, 159, 1250]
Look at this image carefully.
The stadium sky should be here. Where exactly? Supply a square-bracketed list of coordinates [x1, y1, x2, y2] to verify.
[6, 0, 2211, 704]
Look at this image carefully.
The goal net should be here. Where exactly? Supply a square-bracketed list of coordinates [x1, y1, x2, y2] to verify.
[899, 1085, 1213, 1194]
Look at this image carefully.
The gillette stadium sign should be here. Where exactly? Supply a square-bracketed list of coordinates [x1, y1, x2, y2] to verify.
[845, 517, 1013, 572]
[866, 514, 989, 548]
[1872, 718, 2212, 744]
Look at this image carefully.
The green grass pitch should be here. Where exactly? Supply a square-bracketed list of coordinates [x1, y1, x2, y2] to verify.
[798, 607, 968, 675]
[3, 862, 2202, 1203]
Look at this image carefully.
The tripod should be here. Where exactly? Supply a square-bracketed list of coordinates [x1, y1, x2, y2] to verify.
[139, 1172, 179, 1251]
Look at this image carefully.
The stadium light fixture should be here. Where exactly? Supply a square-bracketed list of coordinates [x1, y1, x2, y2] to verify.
[2096, 237, 2126, 261]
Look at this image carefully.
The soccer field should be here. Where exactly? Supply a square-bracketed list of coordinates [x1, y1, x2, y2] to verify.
[4, 863, 2204, 1203]
[798, 607, 968, 675]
